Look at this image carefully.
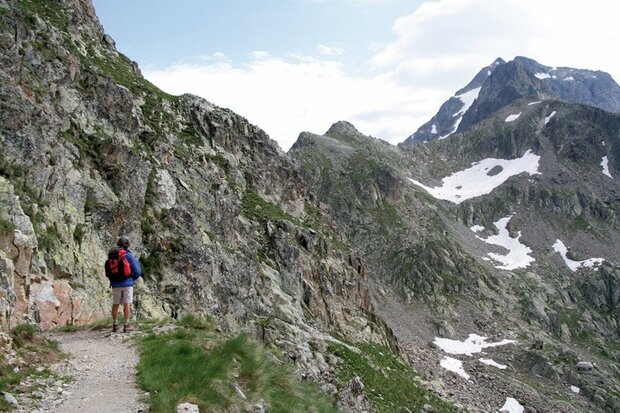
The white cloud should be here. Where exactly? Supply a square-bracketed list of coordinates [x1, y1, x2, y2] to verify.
[144, 0, 620, 151]
[249, 50, 270, 60]
[145, 55, 438, 150]
[317, 44, 345, 56]
[370, 0, 620, 86]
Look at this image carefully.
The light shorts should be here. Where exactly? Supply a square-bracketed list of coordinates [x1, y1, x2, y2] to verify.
[112, 287, 134, 305]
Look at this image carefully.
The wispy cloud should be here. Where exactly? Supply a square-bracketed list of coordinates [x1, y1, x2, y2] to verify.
[317, 44, 345, 56]
[249, 50, 270, 60]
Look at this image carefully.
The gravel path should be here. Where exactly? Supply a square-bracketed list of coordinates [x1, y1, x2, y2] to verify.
[27, 330, 148, 413]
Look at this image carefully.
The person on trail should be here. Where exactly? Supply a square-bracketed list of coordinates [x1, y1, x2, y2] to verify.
[106, 236, 142, 333]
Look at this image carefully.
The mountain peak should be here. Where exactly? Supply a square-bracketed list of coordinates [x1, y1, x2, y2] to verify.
[326, 120, 361, 136]
[400, 56, 620, 147]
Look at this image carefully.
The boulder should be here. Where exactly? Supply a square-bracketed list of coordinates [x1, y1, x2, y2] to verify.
[576, 361, 594, 372]
[177, 402, 199, 413]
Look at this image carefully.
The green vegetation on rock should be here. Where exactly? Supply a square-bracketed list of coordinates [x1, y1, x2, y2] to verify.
[329, 342, 458, 412]
[242, 189, 296, 225]
[18, 0, 67, 29]
[0, 218, 16, 236]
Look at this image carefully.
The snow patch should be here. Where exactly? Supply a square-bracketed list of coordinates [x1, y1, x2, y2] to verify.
[431, 124, 437, 134]
[434, 333, 516, 356]
[528, 101, 541, 106]
[601, 156, 613, 178]
[499, 397, 524, 413]
[408, 150, 540, 204]
[564, 76, 575, 81]
[545, 111, 556, 125]
[553, 240, 604, 271]
[602, 141, 605, 147]
[534, 72, 551, 79]
[479, 358, 507, 369]
[440, 87, 481, 140]
[440, 356, 470, 380]
[571, 385, 580, 394]
[470, 225, 485, 233]
[481, 215, 535, 270]
[505, 113, 521, 122]
[458, 87, 482, 113]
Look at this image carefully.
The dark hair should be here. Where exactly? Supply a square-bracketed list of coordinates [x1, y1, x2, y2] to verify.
[117, 236, 130, 248]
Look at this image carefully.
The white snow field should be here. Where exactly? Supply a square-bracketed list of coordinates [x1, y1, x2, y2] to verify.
[528, 100, 541, 105]
[434, 333, 516, 356]
[479, 358, 507, 369]
[505, 112, 521, 122]
[408, 150, 540, 204]
[534, 72, 551, 79]
[470, 225, 485, 233]
[440, 356, 470, 380]
[481, 215, 535, 270]
[601, 156, 613, 178]
[499, 397, 525, 413]
[439, 87, 481, 140]
[552, 239, 604, 271]
[571, 385, 580, 394]
[431, 124, 437, 134]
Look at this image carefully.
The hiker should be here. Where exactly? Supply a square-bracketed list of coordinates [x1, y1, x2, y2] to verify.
[105, 236, 142, 332]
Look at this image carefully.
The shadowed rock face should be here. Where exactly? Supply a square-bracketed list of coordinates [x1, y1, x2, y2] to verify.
[401, 56, 620, 147]
[0, 1, 394, 379]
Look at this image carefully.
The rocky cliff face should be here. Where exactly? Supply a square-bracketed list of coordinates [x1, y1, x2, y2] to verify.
[0, 0, 394, 385]
[402, 56, 620, 146]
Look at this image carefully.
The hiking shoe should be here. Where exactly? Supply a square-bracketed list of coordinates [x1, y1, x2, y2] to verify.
[112, 323, 118, 332]
[123, 324, 133, 333]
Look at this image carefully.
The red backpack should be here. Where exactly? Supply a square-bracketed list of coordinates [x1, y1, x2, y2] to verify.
[105, 247, 132, 283]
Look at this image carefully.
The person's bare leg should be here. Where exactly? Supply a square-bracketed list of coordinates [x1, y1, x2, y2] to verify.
[122, 302, 134, 332]
[122, 303, 131, 324]
[112, 304, 120, 331]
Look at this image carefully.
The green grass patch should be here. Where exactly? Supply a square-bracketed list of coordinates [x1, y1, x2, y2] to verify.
[242, 189, 297, 225]
[571, 213, 589, 231]
[178, 314, 215, 331]
[329, 342, 459, 412]
[179, 125, 204, 147]
[0, 218, 16, 236]
[326, 132, 362, 149]
[18, 0, 68, 29]
[137, 323, 337, 412]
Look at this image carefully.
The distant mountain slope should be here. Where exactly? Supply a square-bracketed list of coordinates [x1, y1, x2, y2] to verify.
[291, 106, 620, 411]
[401, 56, 620, 146]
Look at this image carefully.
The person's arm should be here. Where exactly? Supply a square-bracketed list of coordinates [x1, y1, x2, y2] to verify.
[128, 251, 142, 279]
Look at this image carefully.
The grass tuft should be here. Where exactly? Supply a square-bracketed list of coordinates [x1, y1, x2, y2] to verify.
[329, 342, 459, 412]
[137, 319, 337, 412]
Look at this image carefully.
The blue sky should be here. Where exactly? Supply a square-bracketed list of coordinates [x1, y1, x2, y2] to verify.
[92, 0, 620, 150]
[93, 0, 420, 71]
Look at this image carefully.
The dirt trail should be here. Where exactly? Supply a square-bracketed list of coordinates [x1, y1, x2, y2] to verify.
[34, 330, 148, 413]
